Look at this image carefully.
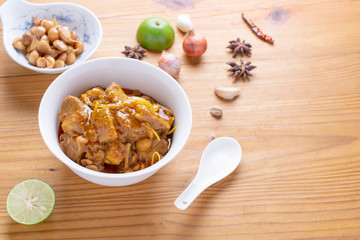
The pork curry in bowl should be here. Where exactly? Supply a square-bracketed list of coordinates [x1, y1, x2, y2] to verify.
[39, 57, 192, 186]
[59, 82, 176, 173]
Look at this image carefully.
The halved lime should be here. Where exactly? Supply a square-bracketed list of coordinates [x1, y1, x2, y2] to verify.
[7, 179, 55, 225]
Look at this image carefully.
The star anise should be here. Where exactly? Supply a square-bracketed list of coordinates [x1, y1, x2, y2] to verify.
[226, 38, 252, 57]
[121, 43, 147, 60]
[227, 59, 256, 80]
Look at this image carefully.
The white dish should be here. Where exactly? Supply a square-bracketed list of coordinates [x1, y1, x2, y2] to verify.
[0, 0, 102, 74]
[38, 57, 192, 186]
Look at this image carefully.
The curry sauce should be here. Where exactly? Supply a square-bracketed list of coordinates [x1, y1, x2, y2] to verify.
[58, 82, 175, 173]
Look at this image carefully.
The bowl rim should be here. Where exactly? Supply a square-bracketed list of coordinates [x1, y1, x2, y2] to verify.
[38, 57, 192, 179]
[1, 0, 103, 74]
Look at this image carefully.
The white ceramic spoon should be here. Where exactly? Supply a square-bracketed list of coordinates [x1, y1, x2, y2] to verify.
[0, 0, 102, 74]
[175, 137, 242, 210]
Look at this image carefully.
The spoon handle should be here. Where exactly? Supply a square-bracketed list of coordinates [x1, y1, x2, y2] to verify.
[174, 178, 208, 210]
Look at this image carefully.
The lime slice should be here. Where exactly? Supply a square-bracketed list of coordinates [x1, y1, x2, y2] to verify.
[7, 179, 55, 225]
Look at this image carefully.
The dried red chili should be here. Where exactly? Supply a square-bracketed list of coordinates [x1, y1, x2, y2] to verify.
[242, 13, 274, 44]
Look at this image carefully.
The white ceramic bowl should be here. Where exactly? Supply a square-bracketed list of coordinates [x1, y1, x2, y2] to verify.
[0, 0, 102, 74]
[38, 57, 192, 186]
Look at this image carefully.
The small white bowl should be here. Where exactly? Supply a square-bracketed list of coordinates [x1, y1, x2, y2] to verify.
[0, 0, 102, 74]
[38, 57, 192, 186]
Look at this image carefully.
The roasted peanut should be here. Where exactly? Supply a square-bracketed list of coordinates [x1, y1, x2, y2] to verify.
[86, 165, 98, 171]
[136, 138, 152, 152]
[130, 153, 138, 164]
[81, 159, 93, 166]
[133, 163, 141, 171]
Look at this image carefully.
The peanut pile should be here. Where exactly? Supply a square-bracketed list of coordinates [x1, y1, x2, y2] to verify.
[12, 17, 84, 69]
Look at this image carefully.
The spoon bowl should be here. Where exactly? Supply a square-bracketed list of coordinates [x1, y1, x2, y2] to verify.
[175, 137, 242, 210]
[0, 0, 102, 74]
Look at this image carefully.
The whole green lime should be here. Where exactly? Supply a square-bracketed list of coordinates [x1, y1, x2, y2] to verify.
[136, 17, 175, 51]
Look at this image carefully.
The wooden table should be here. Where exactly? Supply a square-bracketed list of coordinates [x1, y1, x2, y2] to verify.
[1, 0, 360, 239]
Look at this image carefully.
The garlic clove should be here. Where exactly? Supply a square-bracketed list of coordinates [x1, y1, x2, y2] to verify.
[28, 49, 40, 66]
[36, 40, 51, 54]
[48, 27, 60, 42]
[32, 16, 43, 26]
[65, 52, 76, 65]
[48, 47, 61, 59]
[70, 31, 78, 40]
[59, 26, 74, 45]
[44, 56, 55, 68]
[36, 57, 47, 68]
[74, 40, 84, 56]
[177, 14, 193, 33]
[57, 52, 67, 62]
[34, 26, 46, 39]
[26, 37, 38, 53]
[22, 32, 33, 46]
[53, 39, 68, 52]
[40, 34, 50, 43]
[41, 19, 55, 33]
[54, 59, 65, 68]
[12, 38, 26, 51]
[214, 86, 240, 100]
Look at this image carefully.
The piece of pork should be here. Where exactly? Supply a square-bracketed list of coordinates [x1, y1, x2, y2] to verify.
[59, 96, 91, 136]
[60, 134, 88, 162]
[134, 104, 172, 131]
[91, 107, 117, 143]
[105, 82, 127, 103]
[81, 87, 105, 105]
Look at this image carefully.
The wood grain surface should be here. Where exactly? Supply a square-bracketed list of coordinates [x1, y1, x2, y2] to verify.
[1, 0, 360, 239]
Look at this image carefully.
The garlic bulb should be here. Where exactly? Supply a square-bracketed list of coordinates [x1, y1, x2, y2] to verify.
[158, 51, 181, 78]
[177, 14, 193, 33]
